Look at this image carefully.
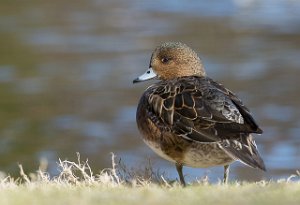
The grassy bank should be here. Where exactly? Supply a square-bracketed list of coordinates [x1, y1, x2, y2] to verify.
[1, 182, 300, 205]
[0, 154, 299, 205]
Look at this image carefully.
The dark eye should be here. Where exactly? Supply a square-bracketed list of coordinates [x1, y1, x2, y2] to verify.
[161, 57, 170, 63]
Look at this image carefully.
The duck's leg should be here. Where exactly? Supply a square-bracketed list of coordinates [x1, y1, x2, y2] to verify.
[223, 165, 230, 184]
[175, 163, 186, 186]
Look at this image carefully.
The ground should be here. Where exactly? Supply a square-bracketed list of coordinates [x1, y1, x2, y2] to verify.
[0, 154, 299, 205]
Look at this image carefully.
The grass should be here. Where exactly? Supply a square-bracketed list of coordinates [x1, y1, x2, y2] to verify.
[0, 153, 299, 205]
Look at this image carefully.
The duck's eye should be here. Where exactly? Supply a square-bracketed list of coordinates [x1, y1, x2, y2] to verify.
[161, 57, 170, 63]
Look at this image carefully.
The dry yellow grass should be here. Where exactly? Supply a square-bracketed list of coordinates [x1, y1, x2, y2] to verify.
[0, 153, 299, 205]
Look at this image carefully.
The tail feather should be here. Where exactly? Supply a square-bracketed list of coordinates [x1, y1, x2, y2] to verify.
[220, 134, 266, 171]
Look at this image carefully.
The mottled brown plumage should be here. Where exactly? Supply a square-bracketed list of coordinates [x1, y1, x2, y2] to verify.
[133, 42, 265, 185]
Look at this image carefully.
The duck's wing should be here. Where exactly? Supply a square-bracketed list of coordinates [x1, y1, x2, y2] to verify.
[146, 76, 265, 170]
[208, 79, 263, 134]
[147, 76, 262, 143]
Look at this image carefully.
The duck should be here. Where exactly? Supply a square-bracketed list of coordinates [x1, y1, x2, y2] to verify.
[133, 42, 265, 186]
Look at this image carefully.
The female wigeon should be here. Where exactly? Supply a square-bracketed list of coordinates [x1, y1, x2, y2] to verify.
[133, 42, 265, 186]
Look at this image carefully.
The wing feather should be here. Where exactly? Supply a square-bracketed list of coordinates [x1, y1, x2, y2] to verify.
[146, 76, 262, 143]
[144, 76, 264, 170]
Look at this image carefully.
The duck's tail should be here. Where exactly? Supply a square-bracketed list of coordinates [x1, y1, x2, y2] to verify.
[221, 134, 266, 171]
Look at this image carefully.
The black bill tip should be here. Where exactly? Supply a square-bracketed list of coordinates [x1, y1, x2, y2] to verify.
[133, 78, 140, 84]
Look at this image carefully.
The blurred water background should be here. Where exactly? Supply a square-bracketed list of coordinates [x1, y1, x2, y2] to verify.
[0, 0, 299, 182]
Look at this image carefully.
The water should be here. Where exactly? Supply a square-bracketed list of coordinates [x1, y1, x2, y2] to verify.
[0, 0, 299, 182]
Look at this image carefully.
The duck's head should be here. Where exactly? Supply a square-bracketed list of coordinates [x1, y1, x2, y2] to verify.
[133, 42, 206, 83]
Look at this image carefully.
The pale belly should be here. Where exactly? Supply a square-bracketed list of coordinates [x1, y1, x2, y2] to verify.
[144, 139, 234, 168]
